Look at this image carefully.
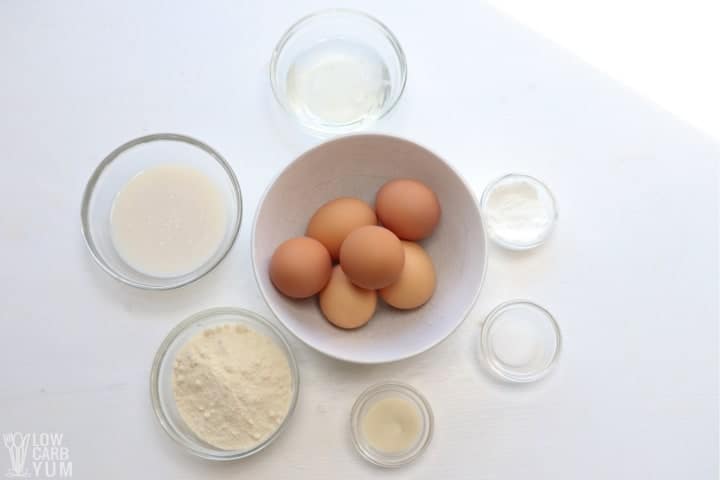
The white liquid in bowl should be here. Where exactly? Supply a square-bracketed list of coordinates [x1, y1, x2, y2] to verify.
[361, 397, 421, 454]
[110, 164, 227, 277]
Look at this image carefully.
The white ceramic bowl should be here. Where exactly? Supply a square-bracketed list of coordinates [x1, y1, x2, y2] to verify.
[252, 134, 487, 364]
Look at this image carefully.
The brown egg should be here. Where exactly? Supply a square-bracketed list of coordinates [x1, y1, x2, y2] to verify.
[375, 179, 441, 240]
[306, 197, 377, 260]
[379, 242, 436, 309]
[319, 265, 377, 329]
[269, 237, 332, 298]
[339, 225, 405, 290]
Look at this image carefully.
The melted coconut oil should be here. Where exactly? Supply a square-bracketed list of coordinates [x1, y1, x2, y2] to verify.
[285, 39, 390, 127]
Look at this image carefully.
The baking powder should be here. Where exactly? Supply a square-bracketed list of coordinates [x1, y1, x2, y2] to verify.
[484, 177, 554, 247]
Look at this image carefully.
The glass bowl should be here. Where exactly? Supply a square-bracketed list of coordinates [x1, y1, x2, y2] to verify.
[149, 307, 300, 461]
[480, 173, 557, 250]
[478, 300, 561, 383]
[350, 381, 433, 468]
[270, 9, 407, 135]
[81, 133, 242, 289]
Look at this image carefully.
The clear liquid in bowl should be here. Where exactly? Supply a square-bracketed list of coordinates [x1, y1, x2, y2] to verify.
[285, 39, 390, 127]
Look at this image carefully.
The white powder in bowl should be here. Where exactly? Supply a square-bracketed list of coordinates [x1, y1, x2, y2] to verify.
[484, 176, 555, 247]
[172, 324, 293, 451]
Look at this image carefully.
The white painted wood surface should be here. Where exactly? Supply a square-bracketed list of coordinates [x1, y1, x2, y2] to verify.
[1, 1, 717, 478]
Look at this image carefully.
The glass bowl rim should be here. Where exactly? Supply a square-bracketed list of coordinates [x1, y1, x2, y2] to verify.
[80, 132, 243, 290]
[479, 299, 562, 383]
[269, 8, 408, 133]
[350, 380, 434, 468]
[480, 172, 558, 251]
[149, 306, 300, 461]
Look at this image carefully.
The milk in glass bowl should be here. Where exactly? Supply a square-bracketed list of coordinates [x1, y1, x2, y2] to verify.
[81, 133, 242, 289]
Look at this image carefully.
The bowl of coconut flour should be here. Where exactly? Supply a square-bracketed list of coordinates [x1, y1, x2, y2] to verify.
[150, 307, 299, 460]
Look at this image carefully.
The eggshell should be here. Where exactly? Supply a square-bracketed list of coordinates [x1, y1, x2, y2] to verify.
[269, 237, 332, 298]
[306, 197, 377, 260]
[339, 225, 405, 290]
[375, 179, 441, 240]
[379, 242, 436, 309]
[319, 265, 377, 329]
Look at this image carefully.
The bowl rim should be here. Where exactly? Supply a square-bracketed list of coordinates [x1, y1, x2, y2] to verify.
[478, 299, 562, 383]
[80, 132, 243, 290]
[149, 306, 300, 461]
[269, 8, 408, 134]
[250, 133, 488, 364]
[480, 172, 558, 251]
[350, 380, 434, 467]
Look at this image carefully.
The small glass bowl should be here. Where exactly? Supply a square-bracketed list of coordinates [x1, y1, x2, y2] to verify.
[270, 9, 407, 135]
[150, 307, 300, 461]
[81, 133, 242, 290]
[351, 381, 433, 468]
[478, 300, 561, 383]
[480, 173, 557, 250]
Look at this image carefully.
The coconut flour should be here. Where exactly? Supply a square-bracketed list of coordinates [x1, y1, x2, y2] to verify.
[172, 324, 293, 451]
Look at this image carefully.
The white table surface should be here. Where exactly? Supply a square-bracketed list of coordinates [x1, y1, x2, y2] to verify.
[1, 1, 718, 478]
[486, 0, 720, 142]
